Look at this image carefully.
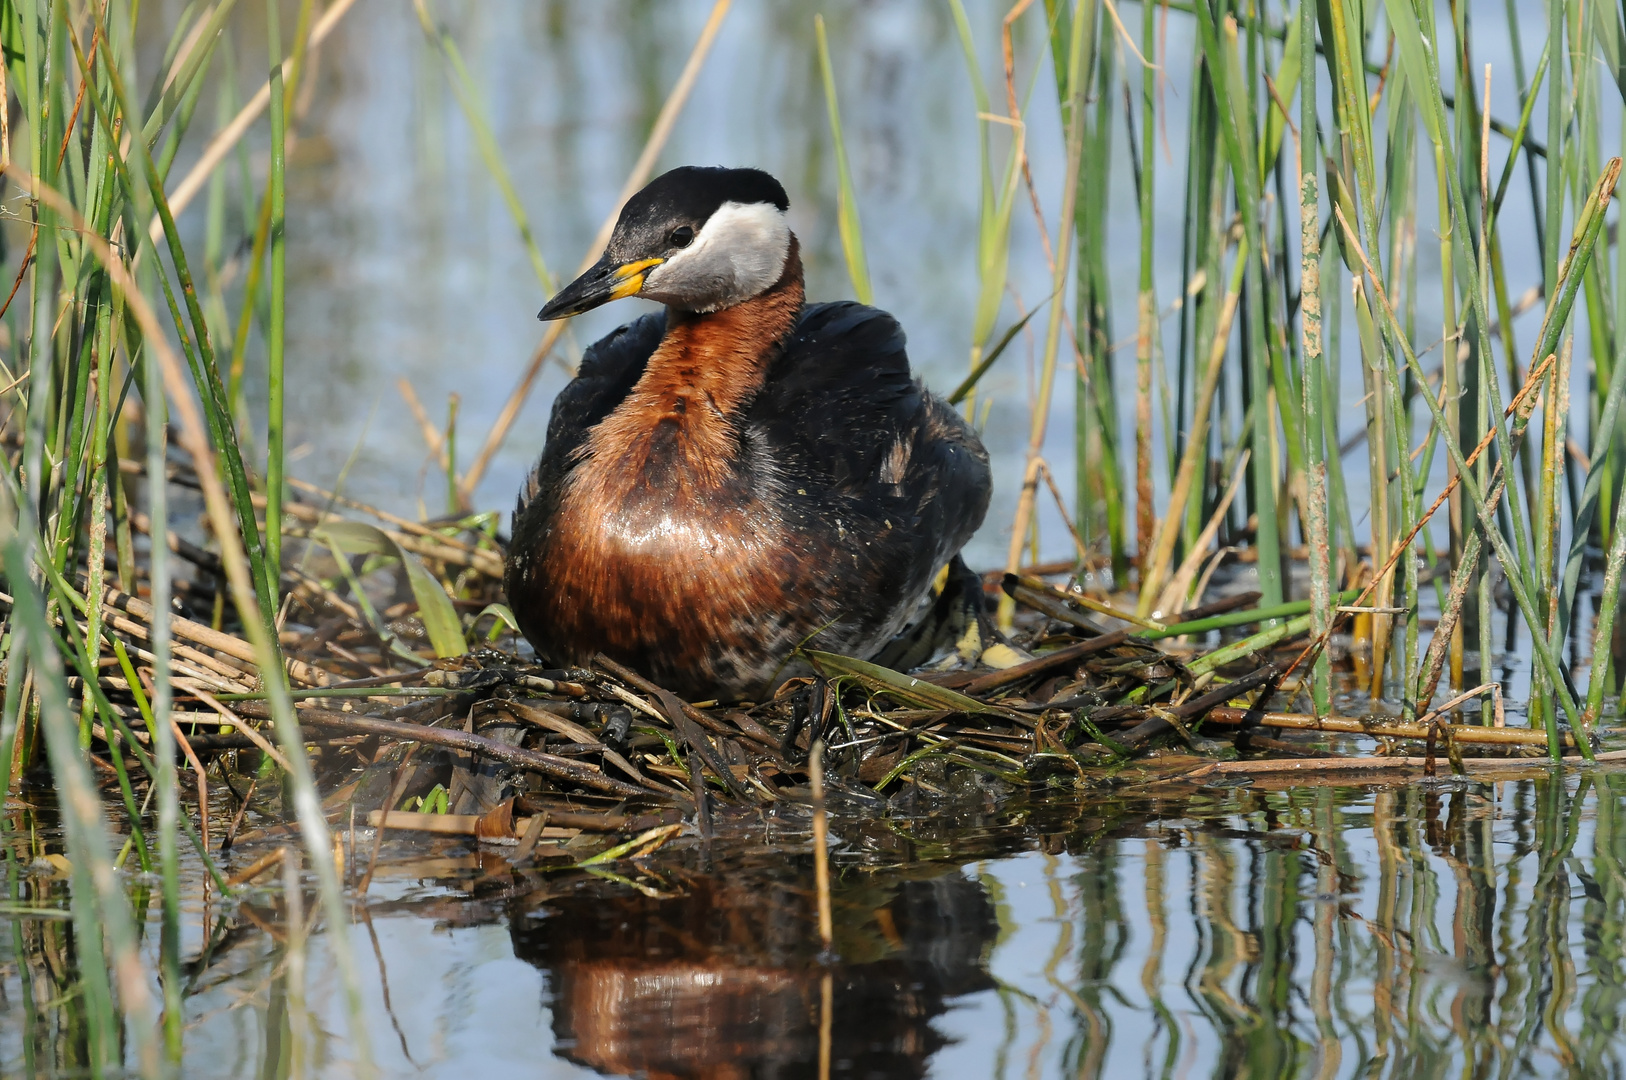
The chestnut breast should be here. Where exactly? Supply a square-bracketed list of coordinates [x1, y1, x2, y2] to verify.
[522, 290, 819, 694]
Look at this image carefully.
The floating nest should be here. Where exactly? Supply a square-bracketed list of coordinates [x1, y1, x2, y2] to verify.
[4, 456, 1606, 865]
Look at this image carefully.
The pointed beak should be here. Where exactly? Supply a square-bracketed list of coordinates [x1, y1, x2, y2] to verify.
[537, 254, 665, 320]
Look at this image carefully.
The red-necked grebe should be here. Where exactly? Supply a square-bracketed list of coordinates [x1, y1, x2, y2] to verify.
[505, 166, 991, 699]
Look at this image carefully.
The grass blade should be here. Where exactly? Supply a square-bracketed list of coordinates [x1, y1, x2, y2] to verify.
[313, 521, 469, 659]
[815, 14, 872, 305]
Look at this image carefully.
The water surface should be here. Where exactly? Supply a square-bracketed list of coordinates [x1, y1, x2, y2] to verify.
[8, 769, 1626, 1077]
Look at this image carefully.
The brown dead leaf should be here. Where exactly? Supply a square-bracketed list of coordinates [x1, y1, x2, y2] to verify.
[474, 797, 515, 840]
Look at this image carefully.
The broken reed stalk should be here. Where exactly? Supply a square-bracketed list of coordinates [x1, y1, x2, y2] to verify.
[1200, 707, 1567, 749]
[810, 738, 834, 955]
[1181, 749, 1626, 781]
[819, 970, 835, 1080]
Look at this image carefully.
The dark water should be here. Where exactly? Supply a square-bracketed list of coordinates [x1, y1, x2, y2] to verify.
[7, 769, 1626, 1077]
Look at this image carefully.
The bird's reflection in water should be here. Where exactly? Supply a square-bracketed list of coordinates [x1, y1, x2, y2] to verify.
[509, 862, 997, 1078]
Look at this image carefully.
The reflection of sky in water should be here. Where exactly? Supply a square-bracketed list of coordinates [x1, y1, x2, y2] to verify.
[246, 0, 1595, 575]
[134, 775, 1626, 1078]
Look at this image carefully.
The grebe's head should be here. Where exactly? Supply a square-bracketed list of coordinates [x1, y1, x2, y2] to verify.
[538, 166, 792, 320]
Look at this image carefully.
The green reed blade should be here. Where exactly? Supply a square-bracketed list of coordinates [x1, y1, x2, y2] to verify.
[78, 278, 118, 750]
[1261, 5, 1301, 175]
[1186, 611, 1314, 678]
[948, 302, 1046, 406]
[1319, 247, 1358, 578]
[947, 0, 1028, 399]
[1432, 137, 1466, 700]
[0, 504, 158, 1076]
[1384, 81, 1422, 703]
[1551, 250, 1626, 639]
[1138, 237, 1246, 615]
[1585, 483, 1626, 727]
[1173, 61, 1206, 557]
[815, 14, 872, 306]
[1193, 7, 1282, 612]
[228, 174, 273, 412]
[1490, 41, 1550, 227]
[1076, 8, 1124, 573]
[314, 521, 467, 659]
[149, 10, 229, 184]
[139, 0, 240, 147]
[1543, 0, 1568, 298]
[1148, 588, 1362, 640]
[413, 0, 555, 293]
[1327, 0, 1413, 694]
[131, 168, 188, 1066]
[264, 0, 293, 604]
[29, 572, 154, 871]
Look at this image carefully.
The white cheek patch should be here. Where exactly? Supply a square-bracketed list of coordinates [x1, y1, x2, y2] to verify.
[642, 201, 791, 311]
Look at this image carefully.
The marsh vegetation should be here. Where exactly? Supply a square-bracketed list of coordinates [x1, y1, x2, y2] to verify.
[1, 0, 1625, 1075]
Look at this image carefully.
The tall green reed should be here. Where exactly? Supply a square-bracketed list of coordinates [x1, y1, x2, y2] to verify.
[938, 0, 1626, 741]
[816, 13, 873, 306]
[0, 0, 371, 1070]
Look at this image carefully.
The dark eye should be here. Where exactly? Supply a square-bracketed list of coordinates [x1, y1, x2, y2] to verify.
[669, 225, 694, 249]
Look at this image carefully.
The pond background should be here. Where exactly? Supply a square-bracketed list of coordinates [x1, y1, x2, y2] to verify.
[2, 1, 1622, 1076]
[251, 0, 1580, 572]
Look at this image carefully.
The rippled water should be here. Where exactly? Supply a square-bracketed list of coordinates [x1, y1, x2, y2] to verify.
[7, 770, 1626, 1077]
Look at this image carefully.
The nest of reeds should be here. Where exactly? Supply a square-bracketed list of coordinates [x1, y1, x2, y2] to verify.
[11, 446, 1610, 866]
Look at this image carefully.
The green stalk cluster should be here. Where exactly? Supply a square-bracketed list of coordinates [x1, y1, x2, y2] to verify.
[948, 1, 1625, 745]
[0, 1, 370, 1070]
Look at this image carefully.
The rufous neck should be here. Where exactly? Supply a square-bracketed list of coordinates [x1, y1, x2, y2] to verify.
[644, 236, 804, 415]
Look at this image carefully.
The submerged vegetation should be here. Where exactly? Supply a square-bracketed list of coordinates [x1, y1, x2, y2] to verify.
[0, 0, 1623, 1074]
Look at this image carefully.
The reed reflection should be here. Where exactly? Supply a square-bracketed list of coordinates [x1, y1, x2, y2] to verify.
[12, 776, 1626, 1077]
[508, 861, 997, 1079]
[1044, 775, 1626, 1079]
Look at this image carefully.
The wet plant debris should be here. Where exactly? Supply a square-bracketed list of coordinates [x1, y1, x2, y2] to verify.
[10, 467, 1617, 866]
